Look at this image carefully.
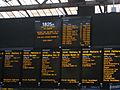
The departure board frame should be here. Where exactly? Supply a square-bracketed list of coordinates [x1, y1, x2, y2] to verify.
[21, 49, 41, 88]
[81, 48, 103, 89]
[0, 50, 4, 88]
[62, 16, 91, 48]
[35, 17, 62, 49]
[3, 50, 22, 88]
[103, 48, 120, 87]
[61, 48, 81, 88]
[40, 49, 61, 88]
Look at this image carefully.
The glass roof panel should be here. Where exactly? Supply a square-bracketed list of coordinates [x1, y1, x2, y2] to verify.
[0, 0, 10, 7]
[69, 7, 77, 15]
[107, 4, 120, 13]
[0, 12, 10, 18]
[19, 0, 37, 5]
[50, 8, 59, 15]
[52, 0, 59, 3]
[43, 9, 52, 16]
[85, 0, 94, 1]
[60, 0, 68, 3]
[56, 8, 65, 15]
[8, 0, 20, 6]
[0, 13, 4, 18]
[95, 5, 104, 13]
[46, 0, 61, 4]
[12, 11, 23, 18]
[37, 9, 46, 16]
[65, 8, 71, 15]
[6, 12, 16, 18]
[30, 10, 40, 16]
[19, 10, 29, 17]
[36, 0, 45, 4]
[27, 10, 34, 17]
[0, 11, 29, 18]
[46, 0, 52, 4]
[19, 0, 27, 5]
[30, 0, 38, 4]
[6, 1, 14, 6]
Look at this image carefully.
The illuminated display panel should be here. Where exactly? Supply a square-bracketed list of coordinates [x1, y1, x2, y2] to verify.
[0, 51, 4, 86]
[41, 49, 60, 87]
[62, 17, 91, 48]
[35, 18, 61, 48]
[61, 49, 81, 87]
[82, 49, 102, 88]
[103, 48, 120, 83]
[22, 50, 41, 87]
[80, 17, 91, 47]
[3, 50, 22, 87]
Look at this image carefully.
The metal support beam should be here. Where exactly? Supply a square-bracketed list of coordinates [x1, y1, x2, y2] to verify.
[104, 4, 107, 13]
[35, 0, 41, 4]
[0, 2, 96, 12]
[17, 0, 22, 5]
[98, 5, 103, 13]
[58, 0, 68, 15]
[42, 0, 48, 4]
[0, 1, 119, 12]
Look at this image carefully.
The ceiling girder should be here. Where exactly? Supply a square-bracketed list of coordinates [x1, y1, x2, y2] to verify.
[58, 0, 68, 15]
[42, 0, 48, 4]
[0, 1, 119, 12]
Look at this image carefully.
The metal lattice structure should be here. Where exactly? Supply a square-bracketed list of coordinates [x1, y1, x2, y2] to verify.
[0, 0, 119, 18]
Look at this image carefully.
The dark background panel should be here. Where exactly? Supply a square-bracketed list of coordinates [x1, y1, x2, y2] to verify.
[92, 13, 120, 47]
[0, 18, 35, 48]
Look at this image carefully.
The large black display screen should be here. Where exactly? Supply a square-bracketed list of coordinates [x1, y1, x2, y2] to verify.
[62, 17, 91, 48]
[61, 49, 81, 87]
[0, 51, 4, 87]
[22, 50, 41, 87]
[41, 49, 60, 87]
[103, 48, 120, 83]
[35, 18, 61, 48]
[3, 50, 22, 87]
[82, 48, 102, 88]
[0, 18, 34, 48]
[92, 14, 120, 47]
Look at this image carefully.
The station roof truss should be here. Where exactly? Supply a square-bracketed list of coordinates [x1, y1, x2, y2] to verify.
[0, 0, 120, 18]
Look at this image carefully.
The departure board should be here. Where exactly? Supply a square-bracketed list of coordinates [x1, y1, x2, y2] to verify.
[3, 50, 22, 87]
[0, 51, 4, 86]
[22, 50, 41, 87]
[62, 17, 91, 48]
[82, 49, 102, 87]
[35, 18, 61, 48]
[61, 49, 81, 87]
[41, 49, 60, 87]
[103, 48, 120, 83]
